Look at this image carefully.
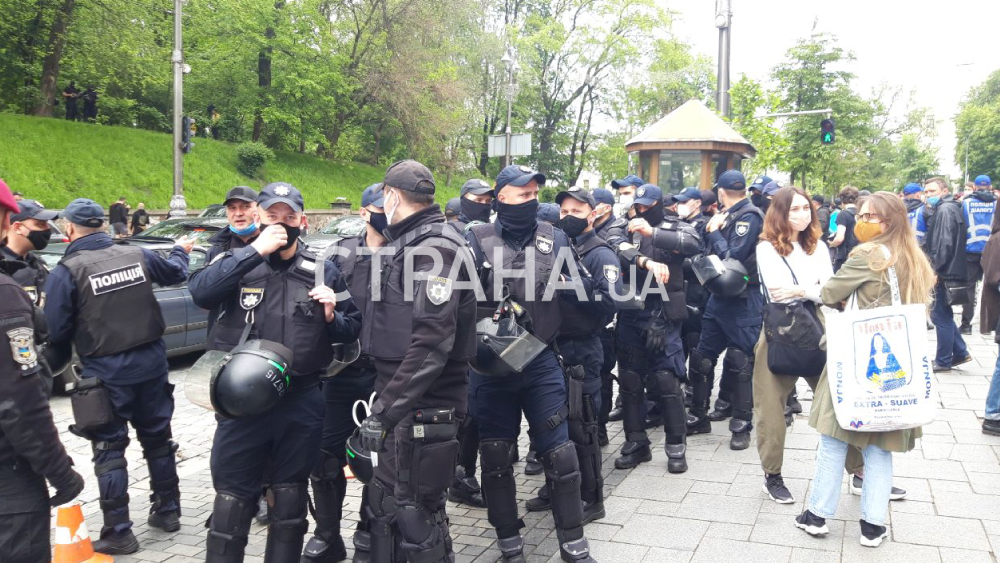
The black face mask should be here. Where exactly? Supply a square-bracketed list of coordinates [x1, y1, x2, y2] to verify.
[635, 204, 664, 226]
[461, 199, 492, 223]
[751, 193, 763, 208]
[496, 199, 539, 236]
[26, 229, 51, 251]
[556, 215, 589, 238]
[367, 212, 388, 237]
[268, 223, 299, 252]
[759, 198, 771, 215]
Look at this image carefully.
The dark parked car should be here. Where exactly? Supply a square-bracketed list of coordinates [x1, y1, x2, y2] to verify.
[34, 238, 211, 394]
[303, 215, 366, 251]
[130, 217, 228, 245]
[199, 204, 226, 218]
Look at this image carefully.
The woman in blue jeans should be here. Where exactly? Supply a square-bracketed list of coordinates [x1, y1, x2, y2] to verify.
[796, 193, 935, 547]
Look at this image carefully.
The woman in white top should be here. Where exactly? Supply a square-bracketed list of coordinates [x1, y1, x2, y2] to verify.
[753, 186, 863, 504]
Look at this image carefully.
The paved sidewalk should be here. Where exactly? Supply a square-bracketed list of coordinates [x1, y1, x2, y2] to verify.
[49, 322, 1000, 563]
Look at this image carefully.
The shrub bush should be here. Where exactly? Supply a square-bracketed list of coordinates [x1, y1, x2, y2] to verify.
[236, 141, 274, 177]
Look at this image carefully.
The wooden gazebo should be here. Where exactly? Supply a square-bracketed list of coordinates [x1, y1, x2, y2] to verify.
[625, 99, 756, 191]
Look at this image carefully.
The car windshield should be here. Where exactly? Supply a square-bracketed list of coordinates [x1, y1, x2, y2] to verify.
[36, 252, 63, 270]
[139, 222, 222, 244]
[200, 205, 227, 218]
[321, 216, 365, 237]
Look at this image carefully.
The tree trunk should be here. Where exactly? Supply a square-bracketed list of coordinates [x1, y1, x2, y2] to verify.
[35, 0, 76, 117]
[252, 47, 271, 142]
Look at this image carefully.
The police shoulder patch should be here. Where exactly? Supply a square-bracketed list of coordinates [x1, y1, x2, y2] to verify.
[735, 221, 750, 237]
[603, 264, 620, 283]
[23, 286, 38, 305]
[426, 276, 453, 306]
[240, 287, 264, 310]
[7, 327, 37, 370]
[535, 236, 553, 254]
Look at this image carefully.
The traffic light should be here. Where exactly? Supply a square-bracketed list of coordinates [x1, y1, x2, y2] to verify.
[181, 116, 196, 153]
[820, 118, 835, 145]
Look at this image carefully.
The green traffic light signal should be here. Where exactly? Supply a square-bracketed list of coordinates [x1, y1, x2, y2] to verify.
[823, 132, 833, 144]
[820, 118, 835, 145]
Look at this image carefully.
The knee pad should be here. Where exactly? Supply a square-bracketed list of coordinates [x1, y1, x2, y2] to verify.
[688, 349, 715, 383]
[616, 344, 646, 373]
[206, 492, 255, 560]
[138, 430, 177, 462]
[684, 331, 701, 354]
[268, 483, 309, 541]
[724, 347, 752, 382]
[479, 440, 522, 537]
[618, 369, 644, 394]
[541, 442, 583, 537]
[396, 503, 449, 563]
[652, 371, 686, 440]
[365, 479, 398, 561]
[310, 448, 346, 483]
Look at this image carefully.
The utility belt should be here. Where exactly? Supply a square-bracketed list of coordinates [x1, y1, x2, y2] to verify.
[557, 330, 601, 342]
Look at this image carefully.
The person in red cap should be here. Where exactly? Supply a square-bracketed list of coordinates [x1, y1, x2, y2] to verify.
[0, 178, 85, 562]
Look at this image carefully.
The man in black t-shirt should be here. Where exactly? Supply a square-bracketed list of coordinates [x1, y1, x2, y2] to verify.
[109, 196, 129, 238]
[830, 186, 859, 271]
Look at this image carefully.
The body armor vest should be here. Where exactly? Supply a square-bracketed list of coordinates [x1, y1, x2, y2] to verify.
[964, 196, 995, 254]
[469, 222, 561, 344]
[212, 249, 333, 376]
[61, 245, 164, 356]
[559, 233, 612, 339]
[362, 222, 477, 361]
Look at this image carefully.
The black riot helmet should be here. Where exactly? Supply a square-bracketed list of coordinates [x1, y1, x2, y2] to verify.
[470, 313, 547, 377]
[346, 428, 374, 484]
[210, 339, 294, 419]
[692, 255, 749, 297]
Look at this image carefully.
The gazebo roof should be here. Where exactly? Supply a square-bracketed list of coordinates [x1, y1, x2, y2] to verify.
[625, 99, 755, 153]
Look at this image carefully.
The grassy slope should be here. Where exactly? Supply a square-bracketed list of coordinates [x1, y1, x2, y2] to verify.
[0, 113, 461, 209]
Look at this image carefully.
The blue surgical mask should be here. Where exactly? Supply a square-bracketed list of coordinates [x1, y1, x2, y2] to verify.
[229, 222, 258, 236]
[926, 196, 940, 206]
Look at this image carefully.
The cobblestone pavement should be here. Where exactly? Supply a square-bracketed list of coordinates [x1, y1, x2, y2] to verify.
[49, 319, 1000, 563]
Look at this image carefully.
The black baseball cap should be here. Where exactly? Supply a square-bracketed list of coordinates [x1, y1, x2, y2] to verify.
[716, 170, 747, 191]
[495, 165, 546, 194]
[749, 175, 772, 192]
[700, 190, 717, 208]
[258, 182, 304, 212]
[361, 183, 385, 208]
[674, 187, 703, 203]
[634, 184, 663, 207]
[592, 188, 615, 206]
[611, 175, 644, 189]
[11, 199, 59, 223]
[460, 179, 492, 197]
[445, 197, 462, 217]
[224, 186, 258, 204]
[556, 186, 597, 208]
[63, 198, 105, 227]
[383, 160, 435, 194]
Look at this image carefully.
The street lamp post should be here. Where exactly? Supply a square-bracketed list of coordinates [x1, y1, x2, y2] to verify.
[170, 0, 188, 217]
[501, 52, 517, 167]
[715, 0, 732, 119]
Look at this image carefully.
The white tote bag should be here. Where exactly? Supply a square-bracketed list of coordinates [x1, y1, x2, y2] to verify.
[825, 248, 936, 432]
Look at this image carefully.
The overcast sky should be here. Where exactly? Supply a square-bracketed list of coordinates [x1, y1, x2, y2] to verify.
[661, 0, 1000, 178]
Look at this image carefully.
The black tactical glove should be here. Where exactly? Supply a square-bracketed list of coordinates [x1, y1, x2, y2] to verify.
[360, 415, 388, 453]
[644, 314, 668, 355]
[48, 467, 85, 507]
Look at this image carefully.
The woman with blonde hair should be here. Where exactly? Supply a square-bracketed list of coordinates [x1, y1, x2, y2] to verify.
[795, 191, 935, 548]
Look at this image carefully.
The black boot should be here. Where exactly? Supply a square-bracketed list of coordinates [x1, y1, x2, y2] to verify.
[686, 412, 712, 435]
[525, 482, 551, 512]
[729, 419, 752, 451]
[597, 426, 609, 447]
[665, 443, 688, 474]
[614, 441, 652, 469]
[607, 406, 624, 422]
[707, 399, 733, 422]
[147, 480, 182, 533]
[448, 467, 487, 508]
[787, 390, 803, 414]
[543, 443, 596, 563]
[524, 450, 543, 475]
[93, 530, 140, 555]
[497, 535, 527, 563]
[302, 455, 350, 563]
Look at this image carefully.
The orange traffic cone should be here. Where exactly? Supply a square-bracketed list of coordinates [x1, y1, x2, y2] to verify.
[51, 503, 114, 563]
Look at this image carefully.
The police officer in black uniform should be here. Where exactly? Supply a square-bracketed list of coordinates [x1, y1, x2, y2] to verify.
[353, 161, 477, 563]
[2, 199, 61, 394]
[589, 188, 618, 444]
[456, 178, 494, 230]
[0, 183, 84, 563]
[44, 198, 193, 554]
[465, 164, 596, 563]
[603, 184, 701, 473]
[523, 186, 621, 520]
[189, 182, 362, 563]
[301, 184, 384, 563]
[686, 170, 765, 451]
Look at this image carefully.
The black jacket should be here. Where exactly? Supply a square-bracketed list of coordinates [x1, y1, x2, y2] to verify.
[0, 262, 75, 485]
[923, 195, 968, 282]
